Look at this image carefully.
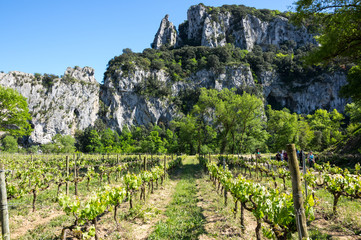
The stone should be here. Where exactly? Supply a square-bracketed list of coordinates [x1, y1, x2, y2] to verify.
[0, 67, 99, 144]
[152, 14, 179, 49]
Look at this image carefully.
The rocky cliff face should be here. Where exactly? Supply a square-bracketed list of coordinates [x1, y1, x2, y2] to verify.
[0, 63, 346, 144]
[153, 4, 316, 50]
[152, 15, 180, 49]
[260, 71, 348, 113]
[0, 67, 99, 144]
[101, 68, 178, 130]
[101, 65, 347, 132]
[101, 65, 255, 132]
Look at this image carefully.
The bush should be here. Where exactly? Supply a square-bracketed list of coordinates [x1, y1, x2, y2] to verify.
[1, 135, 18, 153]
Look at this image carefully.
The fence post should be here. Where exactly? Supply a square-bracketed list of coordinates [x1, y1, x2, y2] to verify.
[222, 155, 227, 206]
[164, 156, 167, 180]
[74, 154, 78, 196]
[66, 156, 69, 196]
[287, 144, 309, 240]
[302, 151, 308, 198]
[143, 157, 147, 171]
[0, 164, 10, 240]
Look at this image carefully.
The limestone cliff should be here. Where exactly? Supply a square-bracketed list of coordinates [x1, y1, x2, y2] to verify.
[153, 4, 316, 50]
[152, 15, 180, 49]
[0, 67, 99, 144]
[260, 71, 348, 113]
[101, 65, 347, 132]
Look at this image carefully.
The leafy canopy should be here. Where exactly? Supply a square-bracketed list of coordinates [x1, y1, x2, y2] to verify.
[294, 0, 361, 64]
[0, 85, 32, 136]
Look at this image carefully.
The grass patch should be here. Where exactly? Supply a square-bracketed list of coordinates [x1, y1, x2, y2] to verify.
[308, 228, 332, 240]
[148, 157, 205, 239]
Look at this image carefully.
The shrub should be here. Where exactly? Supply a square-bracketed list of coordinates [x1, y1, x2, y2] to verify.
[1, 135, 18, 153]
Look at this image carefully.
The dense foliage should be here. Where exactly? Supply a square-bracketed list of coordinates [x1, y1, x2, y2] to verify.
[0, 85, 32, 137]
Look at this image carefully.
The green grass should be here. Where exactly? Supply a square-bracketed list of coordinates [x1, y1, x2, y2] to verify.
[148, 157, 206, 239]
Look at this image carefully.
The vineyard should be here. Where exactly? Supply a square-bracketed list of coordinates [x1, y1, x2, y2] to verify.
[0, 152, 361, 239]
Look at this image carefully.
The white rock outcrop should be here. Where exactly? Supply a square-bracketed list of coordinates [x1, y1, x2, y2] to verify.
[154, 4, 316, 50]
[0, 67, 99, 144]
[260, 71, 348, 113]
[152, 15, 180, 49]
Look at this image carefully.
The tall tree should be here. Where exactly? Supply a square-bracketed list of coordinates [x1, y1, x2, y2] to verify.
[266, 107, 299, 152]
[196, 88, 265, 154]
[307, 109, 344, 149]
[172, 115, 198, 154]
[0, 85, 32, 136]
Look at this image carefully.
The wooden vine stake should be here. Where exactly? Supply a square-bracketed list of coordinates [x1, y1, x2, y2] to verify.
[287, 144, 309, 240]
[66, 156, 69, 195]
[74, 154, 78, 196]
[143, 157, 147, 171]
[222, 156, 227, 206]
[164, 156, 166, 176]
[0, 163, 10, 240]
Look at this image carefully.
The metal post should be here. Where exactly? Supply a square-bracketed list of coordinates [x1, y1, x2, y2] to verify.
[287, 144, 309, 240]
[0, 164, 10, 240]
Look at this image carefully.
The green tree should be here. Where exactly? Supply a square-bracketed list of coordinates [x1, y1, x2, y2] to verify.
[101, 128, 115, 153]
[340, 65, 361, 105]
[41, 134, 76, 153]
[196, 88, 265, 154]
[119, 127, 136, 153]
[86, 130, 103, 153]
[0, 85, 32, 136]
[307, 109, 344, 149]
[164, 129, 179, 154]
[172, 115, 198, 154]
[140, 127, 167, 154]
[345, 103, 361, 134]
[294, 0, 361, 65]
[298, 117, 314, 150]
[53, 134, 76, 153]
[236, 92, 266, 153]
[1, 135, 18, 153]
[266, 107, 299, 152]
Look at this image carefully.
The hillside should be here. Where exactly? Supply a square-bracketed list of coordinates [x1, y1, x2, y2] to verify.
[0, 4, 349, 144]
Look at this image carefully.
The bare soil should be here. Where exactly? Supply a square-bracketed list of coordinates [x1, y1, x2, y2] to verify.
[11, 208, 64, 239]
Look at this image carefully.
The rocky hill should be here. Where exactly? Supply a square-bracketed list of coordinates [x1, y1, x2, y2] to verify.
[153, 4, 316, 50]
[0, 67, 99, 144]
[0, 4, 349, 144]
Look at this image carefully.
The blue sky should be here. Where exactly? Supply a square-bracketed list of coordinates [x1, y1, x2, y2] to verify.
[0, 0, 295, 82]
